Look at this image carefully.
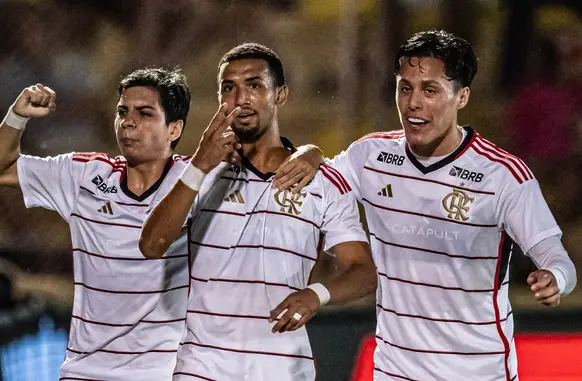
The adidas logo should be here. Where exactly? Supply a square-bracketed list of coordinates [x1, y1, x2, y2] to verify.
[377, 184, 393, 198]
[224, 190, 245, 204]
[97, 202, 113, 215]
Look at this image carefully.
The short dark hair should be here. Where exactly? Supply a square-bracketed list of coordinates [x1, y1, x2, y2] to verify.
[218, 42, 286, 87]
[395, 30, 478, 90]
[118, 68, 191, 149]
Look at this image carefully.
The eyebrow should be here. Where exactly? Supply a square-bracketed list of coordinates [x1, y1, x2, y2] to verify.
[221, 76, 265, 84]
[117, 105, 156, 111]
[398, 79, 443, 87]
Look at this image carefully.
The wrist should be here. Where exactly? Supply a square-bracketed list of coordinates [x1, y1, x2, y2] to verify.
[180, 162, 207, 191]
[306, 283, 331, 306]
[2, 106, 29, 131]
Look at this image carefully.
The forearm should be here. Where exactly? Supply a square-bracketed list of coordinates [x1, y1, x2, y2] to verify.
[527, 235, 577, 295]
[140, 181, 197, 259]
[0, 120, 24, 175]
[323, 259, 377, 305]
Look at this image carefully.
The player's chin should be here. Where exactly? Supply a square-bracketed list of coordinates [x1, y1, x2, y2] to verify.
[232, 123, 261, 140]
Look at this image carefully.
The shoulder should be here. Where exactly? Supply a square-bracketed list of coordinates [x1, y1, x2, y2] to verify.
[353, 130, 405, 144]
[314, 163, 353, 196]
[347, 130, 406, 156]
[468, 133, 534, 186]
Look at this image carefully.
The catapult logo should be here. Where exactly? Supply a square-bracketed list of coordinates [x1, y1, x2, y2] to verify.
[449, 166, 483, 182]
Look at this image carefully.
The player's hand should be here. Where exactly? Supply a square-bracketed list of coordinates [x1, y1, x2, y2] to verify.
[269, 288, 320, 333]
[273, 144, 323, 193]
[12, 84, 56, 118]
[527, 270, 560, 307]
[191, 103, 242, 174]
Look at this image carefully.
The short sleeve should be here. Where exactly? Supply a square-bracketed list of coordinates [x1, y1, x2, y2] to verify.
[319, 171, 368, 253]
[325, 141, 368, 200]
[497, 179, 562, 253]
[17, 153, 85, 221]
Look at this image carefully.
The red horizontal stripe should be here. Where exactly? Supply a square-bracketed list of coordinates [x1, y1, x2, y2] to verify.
[116, 201, 149, 207]
[373, 367, 419, 381]
[74, 282, 188, 295]
[59, 377, 109, 381]
[362, 198, 497, 228]
[190, 241, 317, 261]
[73, 248, 188, 261]
[180, 341, 314, 360]
[200, 209, 321, 228]
[190, 276, 300, 291]
[66, 347, 176, 355]
[363, 165, 495, 195]
[377, 303, 513, 325]
[71, 315, 185, 327]
[173, 372, 217, 381]
[70, 213, 142, 229]
[187, 309, 270, 320]
[376, 335, 506, 356]
[220, 176, 266, 183]
[370, 232, 498, 260]
[378, 272, 509, 293]
[237, 244, 316, 261]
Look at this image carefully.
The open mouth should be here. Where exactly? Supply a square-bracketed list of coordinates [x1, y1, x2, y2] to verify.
[407, 117, 429, 126]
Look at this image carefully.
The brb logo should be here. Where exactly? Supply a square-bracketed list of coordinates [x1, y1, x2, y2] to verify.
[377, 151, 405, 166]
[92, 175, 118, 194]
[449, 166, 483, 182]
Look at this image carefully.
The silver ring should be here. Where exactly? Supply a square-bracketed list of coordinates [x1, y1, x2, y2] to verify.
[292, 312, 303, 321]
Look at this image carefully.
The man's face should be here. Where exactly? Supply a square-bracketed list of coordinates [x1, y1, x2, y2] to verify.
[114, 86, 178, 164]
[396, 56, 468, 154]
[218, 59, 280, 141]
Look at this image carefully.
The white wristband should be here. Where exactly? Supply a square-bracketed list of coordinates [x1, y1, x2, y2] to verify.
[307, 283, 331, 306]
[180, 163, 206, 191]
[2, 106, 29, 131]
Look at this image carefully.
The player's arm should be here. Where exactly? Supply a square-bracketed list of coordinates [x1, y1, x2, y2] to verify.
[274, 140, 366, 200]
[139, 104, 241, 259]
[0, 84, 56, 187]
[526, 235, 576, 306]
[272, 144, 323, 192]
[500, 179, 577, 306]
[269, 243, 376, 334]
[269, 174, 375, 333]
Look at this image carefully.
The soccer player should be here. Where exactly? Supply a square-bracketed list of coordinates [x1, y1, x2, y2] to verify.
[273, 30, 577, 380]
[139, 43, 378, 381]
[0, 68, 201, 380]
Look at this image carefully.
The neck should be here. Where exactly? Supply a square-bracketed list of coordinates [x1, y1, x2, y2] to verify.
[241, 122, 289, 174]
[409, 125, 463, 157]
[125, 156, 171, 196]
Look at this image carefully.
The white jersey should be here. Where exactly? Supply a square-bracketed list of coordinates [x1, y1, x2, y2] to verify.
[329, 127, 561, 381]
[173, 158, 368, 381]
[17, 152, 191, 381]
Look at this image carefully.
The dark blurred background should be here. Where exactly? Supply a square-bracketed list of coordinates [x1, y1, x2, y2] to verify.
[0, 0, 581, 380]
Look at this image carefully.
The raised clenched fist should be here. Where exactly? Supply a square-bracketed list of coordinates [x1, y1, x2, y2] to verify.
[12, 84, 56, 118]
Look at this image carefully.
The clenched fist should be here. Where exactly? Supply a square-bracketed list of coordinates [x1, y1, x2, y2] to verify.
[12, 84, 56, 118]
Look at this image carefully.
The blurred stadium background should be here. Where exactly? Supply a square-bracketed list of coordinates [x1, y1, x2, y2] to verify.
[1, 0, 582, 380]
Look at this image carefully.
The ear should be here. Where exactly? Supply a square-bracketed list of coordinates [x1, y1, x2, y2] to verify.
[168, 119, 184, 144]
[456, 87, 470, 110]
[275, 85, 289, 107]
